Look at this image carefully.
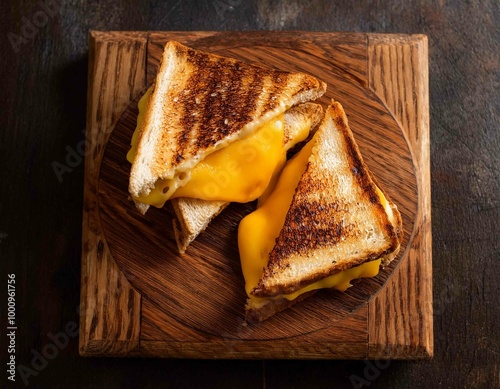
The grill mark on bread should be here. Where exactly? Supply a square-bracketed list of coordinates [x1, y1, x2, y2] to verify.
[173, 48, 288, 154]
[297, 77, 322, 96]
[198, 63, 264, 148]
[129, 41, 327, 201]
[269, 200, 351, 263]
[173, 47, 211, 164]
[203, 59, 229, 146]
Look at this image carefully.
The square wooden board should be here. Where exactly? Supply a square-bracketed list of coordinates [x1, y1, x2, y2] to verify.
[79, 31, 432, 359]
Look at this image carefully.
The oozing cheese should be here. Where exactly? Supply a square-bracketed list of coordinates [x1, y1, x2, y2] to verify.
[128, 88, 288, 207]
[171, 114, 284, 202]
[238, 137, 383, 309]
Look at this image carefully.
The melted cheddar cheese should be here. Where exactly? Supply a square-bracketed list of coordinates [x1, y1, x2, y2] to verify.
[128, 88, 288, 207]
[238, 137, 383, 309]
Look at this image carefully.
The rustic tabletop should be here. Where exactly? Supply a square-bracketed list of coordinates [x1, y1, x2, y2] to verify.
[1, 1, 498, 388]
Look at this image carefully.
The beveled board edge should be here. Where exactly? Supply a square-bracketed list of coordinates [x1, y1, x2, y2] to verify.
[79, 31, 147, 356]
[367, 34, 433, 359]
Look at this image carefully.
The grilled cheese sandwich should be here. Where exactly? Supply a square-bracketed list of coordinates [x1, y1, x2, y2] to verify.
[239, 101, 402, 322]
[128, 41, 326, 215]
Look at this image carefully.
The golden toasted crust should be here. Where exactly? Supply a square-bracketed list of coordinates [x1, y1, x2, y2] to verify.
[251, 101, 402, 298]
[129, 41, 326, 200]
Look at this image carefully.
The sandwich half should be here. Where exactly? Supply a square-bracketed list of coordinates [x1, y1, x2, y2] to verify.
[171, 102, 324, 253]
[238, 100, 403, 322]
[128, 41, 326, 215]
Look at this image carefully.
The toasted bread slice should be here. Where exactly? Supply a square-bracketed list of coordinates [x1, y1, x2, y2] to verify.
[171, 102, 324, 253]
[251, 101, 402, 298]
[129, 41, 326, 212]
[242, 101, 402, 321]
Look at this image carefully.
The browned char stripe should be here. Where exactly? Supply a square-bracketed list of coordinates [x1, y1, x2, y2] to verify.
[174, 45, 303, 157]
[269, 200, 347, 261]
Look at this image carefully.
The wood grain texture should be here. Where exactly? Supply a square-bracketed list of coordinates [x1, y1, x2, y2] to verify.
[82, 31, 428, 358]
[79, 31, 147, 356]
[367, 35, 432, 359]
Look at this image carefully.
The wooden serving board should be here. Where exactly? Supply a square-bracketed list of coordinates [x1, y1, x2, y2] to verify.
[80, 31, 432, 359]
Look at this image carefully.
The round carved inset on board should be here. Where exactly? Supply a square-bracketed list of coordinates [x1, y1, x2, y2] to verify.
[98, 45, 417, 340]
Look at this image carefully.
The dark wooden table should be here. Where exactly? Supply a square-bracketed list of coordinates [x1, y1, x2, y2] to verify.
[1, 1, 498, 388]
